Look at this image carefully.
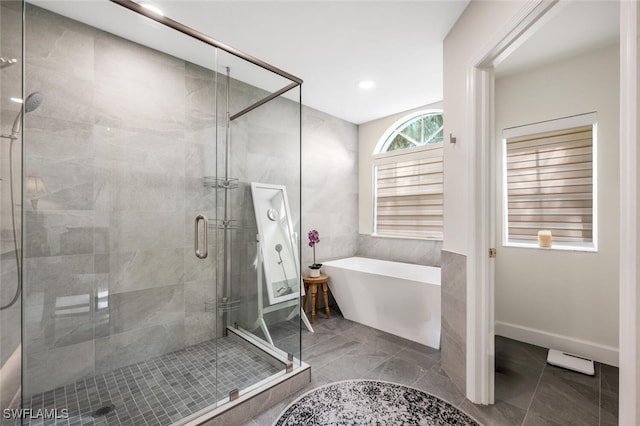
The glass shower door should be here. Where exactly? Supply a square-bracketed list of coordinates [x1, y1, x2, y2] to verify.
[20, 3, 220, 424]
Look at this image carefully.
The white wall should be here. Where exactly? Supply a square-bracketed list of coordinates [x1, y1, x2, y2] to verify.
[495, 44, 620, 365]
[443, 0, 526, 255]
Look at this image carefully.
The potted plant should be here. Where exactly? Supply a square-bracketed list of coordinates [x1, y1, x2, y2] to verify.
[308, 229, 321, 277]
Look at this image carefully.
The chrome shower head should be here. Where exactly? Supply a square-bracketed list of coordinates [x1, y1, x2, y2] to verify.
[24, 92, 44, 113]
[275, 244, 283, 253]
[10, 92, 43, 137]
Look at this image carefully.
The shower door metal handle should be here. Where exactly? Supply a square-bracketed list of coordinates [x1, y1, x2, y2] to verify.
[194, 214, 208, 259]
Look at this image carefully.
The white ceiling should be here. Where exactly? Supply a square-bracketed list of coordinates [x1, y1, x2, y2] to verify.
[29, 0, 469, 124]
[28, 1, 620, 125]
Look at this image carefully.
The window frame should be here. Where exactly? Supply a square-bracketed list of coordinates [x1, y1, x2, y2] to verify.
[501, 112, 598, 252]
[371, 110, 444, 241]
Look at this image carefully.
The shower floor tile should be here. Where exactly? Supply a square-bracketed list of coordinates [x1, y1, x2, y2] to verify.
[3, 336, 282, 426]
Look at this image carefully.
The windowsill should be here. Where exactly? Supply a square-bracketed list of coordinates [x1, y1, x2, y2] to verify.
[367, 233, 443, 242]
[504, 240, 597, 253]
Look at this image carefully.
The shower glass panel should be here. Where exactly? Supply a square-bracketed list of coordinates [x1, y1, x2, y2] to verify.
[214, 48, 302, 375]
[0, 0, 24, 417]
[10, 1, 302, 425]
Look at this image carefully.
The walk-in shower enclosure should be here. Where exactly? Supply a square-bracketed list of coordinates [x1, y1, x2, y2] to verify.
[0, 1, 304, 424]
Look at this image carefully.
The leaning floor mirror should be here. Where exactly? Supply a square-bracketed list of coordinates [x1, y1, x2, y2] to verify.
[251, 182, 312, 344]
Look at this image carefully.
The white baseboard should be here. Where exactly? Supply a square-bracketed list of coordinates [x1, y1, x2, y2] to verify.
[495, 321, 619, 367]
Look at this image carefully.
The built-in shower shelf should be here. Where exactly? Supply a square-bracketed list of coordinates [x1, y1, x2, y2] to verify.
[202, 176, 239, 189]
[206, 298, 241, 313]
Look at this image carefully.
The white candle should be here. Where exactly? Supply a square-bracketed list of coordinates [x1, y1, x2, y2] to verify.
[538, 230, 552, 248]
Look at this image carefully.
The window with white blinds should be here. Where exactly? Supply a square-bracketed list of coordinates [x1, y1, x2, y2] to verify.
[374, 143, 443, 239]
[503, 113, 596, 248]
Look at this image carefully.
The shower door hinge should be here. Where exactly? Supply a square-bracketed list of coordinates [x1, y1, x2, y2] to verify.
[489, 248, 496, 258]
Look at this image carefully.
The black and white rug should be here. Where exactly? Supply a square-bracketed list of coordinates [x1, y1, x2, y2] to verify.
[274, 380, 481, 425]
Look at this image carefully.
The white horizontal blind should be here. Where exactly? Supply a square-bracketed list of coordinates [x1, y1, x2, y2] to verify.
[374, 144, 443, 239]
[505, 125, 593, 243]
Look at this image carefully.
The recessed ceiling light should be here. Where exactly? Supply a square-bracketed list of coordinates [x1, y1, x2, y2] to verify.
[140, 2, 164, 16]
[10, 97, 23, 104]
[358, 80, 375, 89]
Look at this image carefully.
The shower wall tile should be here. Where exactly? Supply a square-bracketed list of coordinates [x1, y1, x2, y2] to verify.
[93, 33, 186, 133]
[185, 66, 217, 132]
[184, 280, 217, 346]
[26, 64, 95, 126]
[93, 126, 186, 213]
[109, 248, 185, 293]
[24, 210, 94, 258]
[441, 249, 467, 395]
[184, 246, 216, 284]
[24, 4, 95, 81]
[22, 258, 96, 352]
[106, 285, 184, 334]
[23, 254, 94, 296]
[108, 211, 184, 253]
[23, 117, 95, 211]
[185, 129, 217, 212]
[357, 235, 442, 267]
[25, 340, 94, 396]
[94, 321, 185, 374]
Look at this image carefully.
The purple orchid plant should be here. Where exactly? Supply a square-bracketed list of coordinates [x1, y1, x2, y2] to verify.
[308, 229, 321, 269]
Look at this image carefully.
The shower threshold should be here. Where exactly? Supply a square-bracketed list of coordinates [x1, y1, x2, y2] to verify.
[7, 330, 307, 426]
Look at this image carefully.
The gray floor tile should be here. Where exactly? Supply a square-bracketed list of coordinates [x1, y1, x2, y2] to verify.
[315, 344, 390, 382]
[522, 412, 564, 425]
[301, 334, 363, 369]
[459, 398, 527, 426]
[364, 355, 433, 387]
[412, 363, 466, 407]
[600, 389, 619, 426]
[338, 322, 407, 356]
[600, 362, 619, 393]
[395, 346, 441, 369]
[527, 364, 599, 425]
[495, 336, 548, 369]
[494, 356, 543, 411]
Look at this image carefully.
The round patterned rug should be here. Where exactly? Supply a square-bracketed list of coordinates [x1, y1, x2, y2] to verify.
[273, 380, 481, 425]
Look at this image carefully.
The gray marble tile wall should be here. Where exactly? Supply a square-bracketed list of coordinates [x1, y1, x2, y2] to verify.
[356, 235, 442, 267]
[300, 109, 359, 272]
[440, 250, 467, 394]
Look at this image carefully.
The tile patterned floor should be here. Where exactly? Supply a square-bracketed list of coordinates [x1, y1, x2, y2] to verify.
[244, 311, 619, 426]
[3, 336, 282, 426]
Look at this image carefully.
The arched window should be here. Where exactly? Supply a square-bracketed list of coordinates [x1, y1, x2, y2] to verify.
[372, 111, 444, 240]
[379, 112, 444, 153]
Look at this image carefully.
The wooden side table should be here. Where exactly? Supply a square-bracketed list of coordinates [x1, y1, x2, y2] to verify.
[302, 274, 330, 323]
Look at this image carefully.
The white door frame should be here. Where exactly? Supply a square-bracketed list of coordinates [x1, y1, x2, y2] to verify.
[467, 3, 637, 421]
[618, 1, 637, 424]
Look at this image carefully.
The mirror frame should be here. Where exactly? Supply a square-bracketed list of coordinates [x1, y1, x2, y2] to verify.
[251, 182, 300, 305]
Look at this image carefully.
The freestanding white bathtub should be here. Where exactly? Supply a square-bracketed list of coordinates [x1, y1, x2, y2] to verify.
[322, 257, 441, 349]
